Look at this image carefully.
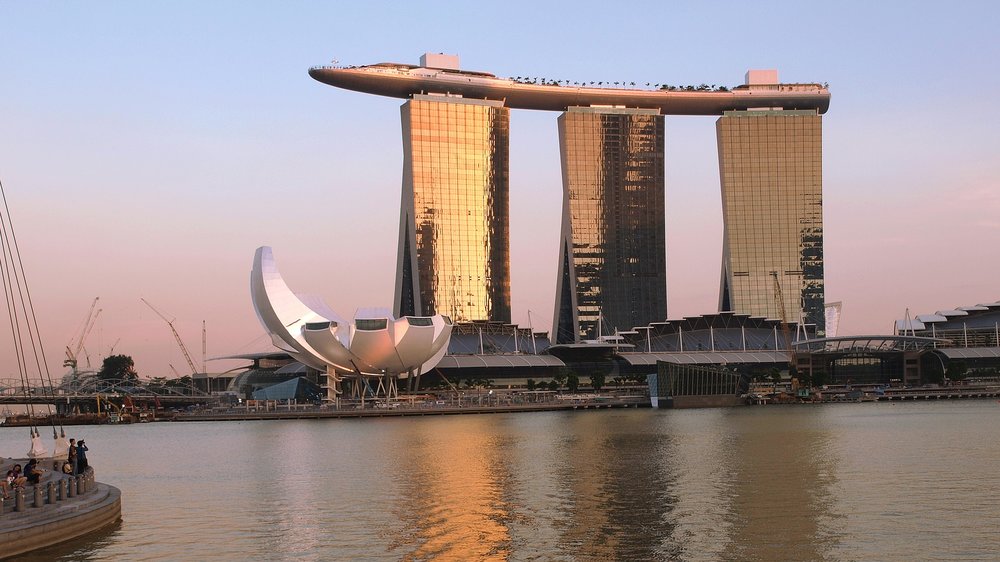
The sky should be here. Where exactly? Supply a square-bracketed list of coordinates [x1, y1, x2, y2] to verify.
[1, 1, 998, 380]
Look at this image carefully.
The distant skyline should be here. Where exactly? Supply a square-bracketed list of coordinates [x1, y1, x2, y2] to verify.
[1, 1, 998, 377]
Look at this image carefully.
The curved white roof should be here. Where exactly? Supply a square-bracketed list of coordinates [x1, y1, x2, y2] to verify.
[917, 314, 949, 323]
[251, 246, 452, 376]
[936, 309, 969, 317]
[895, 319, 926, 331]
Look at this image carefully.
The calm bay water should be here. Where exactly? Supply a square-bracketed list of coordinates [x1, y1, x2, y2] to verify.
[2, 400, 998, 561]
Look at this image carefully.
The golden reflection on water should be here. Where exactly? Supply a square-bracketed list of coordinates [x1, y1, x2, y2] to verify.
[391, 417, 514, 561]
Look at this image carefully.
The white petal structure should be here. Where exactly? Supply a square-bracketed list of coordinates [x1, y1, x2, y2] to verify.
[250, 247, 452, 376]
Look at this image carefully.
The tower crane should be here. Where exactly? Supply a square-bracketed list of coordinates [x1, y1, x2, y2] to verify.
[770, 271, 795, 353]
[771, 271, 798, 386]
[64, 298, 101, 373]
[141, 298, 198, 376]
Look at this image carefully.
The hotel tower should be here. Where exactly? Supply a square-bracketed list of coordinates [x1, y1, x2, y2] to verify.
[717, 71, 825, 334]
[395, 92, 511, 323]
[553, 107, 666, 343]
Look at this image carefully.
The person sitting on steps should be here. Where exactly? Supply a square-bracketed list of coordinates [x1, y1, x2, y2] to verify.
[2, 469, 16, 499]
[24, 458, 43, 485]
[9, 464, 27, 489]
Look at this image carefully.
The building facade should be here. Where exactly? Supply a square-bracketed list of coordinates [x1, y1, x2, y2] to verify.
[717, 107, 825, 334]
[553, 107, 666, 343]
[395, 95, 511, 323]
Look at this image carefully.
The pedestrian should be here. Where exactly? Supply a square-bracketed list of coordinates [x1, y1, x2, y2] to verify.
[76, 439, 89, 473]
[68, 438, 78, 475]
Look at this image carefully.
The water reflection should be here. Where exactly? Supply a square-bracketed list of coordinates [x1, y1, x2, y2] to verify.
[390, 416, 514, 560]
[532, 412, 677, 560]
[718, 408, 840, 560]
[1, 403, 998, 561]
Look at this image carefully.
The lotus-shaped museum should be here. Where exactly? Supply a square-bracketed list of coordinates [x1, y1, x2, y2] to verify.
[250, 247, 453, 383]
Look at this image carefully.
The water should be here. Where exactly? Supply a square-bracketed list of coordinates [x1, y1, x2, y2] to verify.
[2, 400, 999, 561]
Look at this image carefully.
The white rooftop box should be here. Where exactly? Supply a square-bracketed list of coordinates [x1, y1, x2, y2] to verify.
[420, 53, 460, 70]
[745, 69, 779, 85]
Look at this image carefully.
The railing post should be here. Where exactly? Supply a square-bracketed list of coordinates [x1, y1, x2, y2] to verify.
[67, 477, 76, 497]
[58, 478, 67, 500]
[76, 475, 85, 494]
[33, 485, 43, 507]
[47, 480, 56, 504]
[14, 489, 25, 512]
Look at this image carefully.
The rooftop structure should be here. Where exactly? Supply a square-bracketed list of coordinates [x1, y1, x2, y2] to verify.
[309, 58, 830, 115]
[896, 300, 1000, 348]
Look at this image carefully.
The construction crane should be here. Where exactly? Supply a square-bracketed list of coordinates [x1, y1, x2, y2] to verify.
[64, 298, 101, 373]
[771, 271, 798, 387]
[202, 320, 207, 374]
[770, 271, 795, 354]
[141, 298, 198, 376]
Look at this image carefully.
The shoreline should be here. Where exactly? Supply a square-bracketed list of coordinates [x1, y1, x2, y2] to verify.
[2, 386, 997, 427]
[174, 398, 649, 422]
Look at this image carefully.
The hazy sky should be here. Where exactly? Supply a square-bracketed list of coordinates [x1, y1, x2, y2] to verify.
[1, 1, 997, 379]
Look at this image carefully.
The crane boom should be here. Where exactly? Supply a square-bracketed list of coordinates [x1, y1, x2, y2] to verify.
[66, 297, 99, 364]
[76, 308, 102, 357]
[770, 271, 794, 356]
[141, 298, 198, 375]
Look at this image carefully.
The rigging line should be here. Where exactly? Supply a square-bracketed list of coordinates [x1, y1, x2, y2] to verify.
[0, 200, 37, 434]
[0, 179, 61, 436]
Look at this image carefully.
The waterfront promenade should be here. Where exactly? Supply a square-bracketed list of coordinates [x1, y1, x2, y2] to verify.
[0, 462, 121, 559]
[176, 395, 650, 422]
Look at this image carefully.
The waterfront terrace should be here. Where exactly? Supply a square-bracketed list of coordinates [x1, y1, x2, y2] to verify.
[0, 461, 121, 558]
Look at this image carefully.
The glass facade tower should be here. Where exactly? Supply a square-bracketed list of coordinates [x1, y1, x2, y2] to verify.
[553, 107, 666, 343]
[395, 95, 511, 323]
[717, 109, 825, 334]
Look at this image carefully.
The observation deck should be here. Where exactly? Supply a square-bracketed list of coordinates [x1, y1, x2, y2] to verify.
[308, 62, 830, 115]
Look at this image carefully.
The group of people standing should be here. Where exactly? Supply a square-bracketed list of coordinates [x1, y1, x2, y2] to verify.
[63, 438, 89, 476]
[1, 437, 90, 500]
